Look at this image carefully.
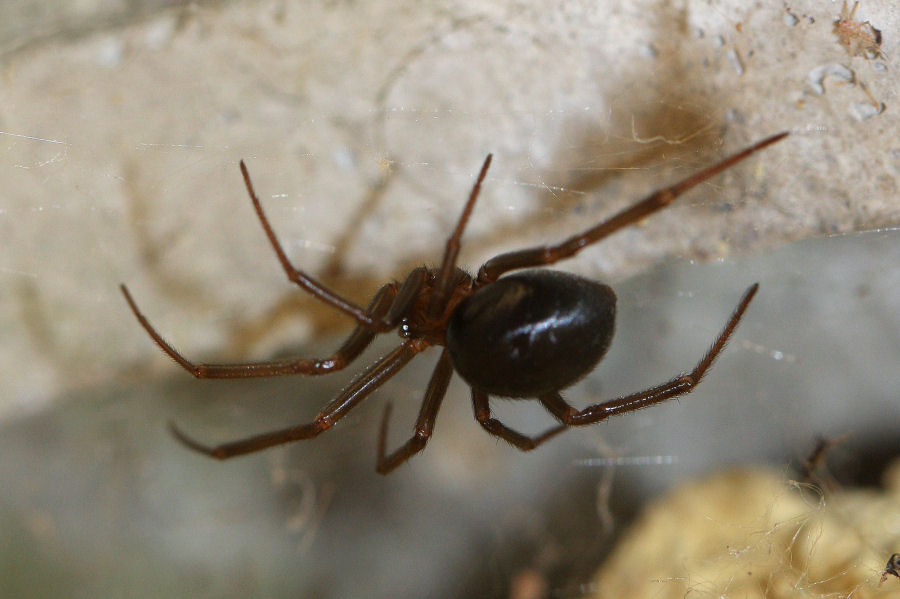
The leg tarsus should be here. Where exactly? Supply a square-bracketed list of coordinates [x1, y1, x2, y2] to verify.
[376, 403, 430, 474]
[169, 419, 328, 460]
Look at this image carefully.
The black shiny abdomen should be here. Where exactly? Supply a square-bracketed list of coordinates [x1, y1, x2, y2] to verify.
[446, 270, 616, 397]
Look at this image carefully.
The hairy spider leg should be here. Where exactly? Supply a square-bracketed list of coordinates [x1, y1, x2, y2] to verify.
[240, 160, 391, 330]
[535, 283, 758, 426]
[120, 265, 425, 378]
[376, 349, 454, 473]
[472, 389, 568, 450]
[426, 154, 492, 318]
[476, 132, 789, 284]
[170, 341, 426, 458]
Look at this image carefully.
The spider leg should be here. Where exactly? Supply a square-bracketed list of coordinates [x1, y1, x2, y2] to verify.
[476, 132, 788, 284]
[376, 349, 453, 474]
[539, 283, 758, 426]
[241, 160, 397, 331]
[473, 389, 567, 451]
[426, 154, 492, 318]
[170, 341, 424, 459]
[120, 267, 426, 379]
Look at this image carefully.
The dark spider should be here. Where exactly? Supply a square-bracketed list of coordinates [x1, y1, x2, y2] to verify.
[881, 553, 900, 585]
[121, 131, 788, 474]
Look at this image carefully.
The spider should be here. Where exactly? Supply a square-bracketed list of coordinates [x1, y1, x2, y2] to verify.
[880, 553, 900, 585]
[121, 131, 788, 474]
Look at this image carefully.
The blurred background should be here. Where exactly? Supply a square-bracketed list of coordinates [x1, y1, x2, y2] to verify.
[0, 1, 898, 597]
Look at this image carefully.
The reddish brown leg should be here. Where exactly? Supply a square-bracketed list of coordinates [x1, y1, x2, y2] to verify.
[376, 349, 453, 474]
[241, 160, 394, 330]
[171, 341, 424, 459]
[476, 133, 788, 284]
[426, 154, 492, 318]
[473, 389, 567, 450]
[121, 267, 427, 379]
[539, 283, 758, 425]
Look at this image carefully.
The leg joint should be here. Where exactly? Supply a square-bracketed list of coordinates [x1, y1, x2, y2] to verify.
[410, 430, 429, 450]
